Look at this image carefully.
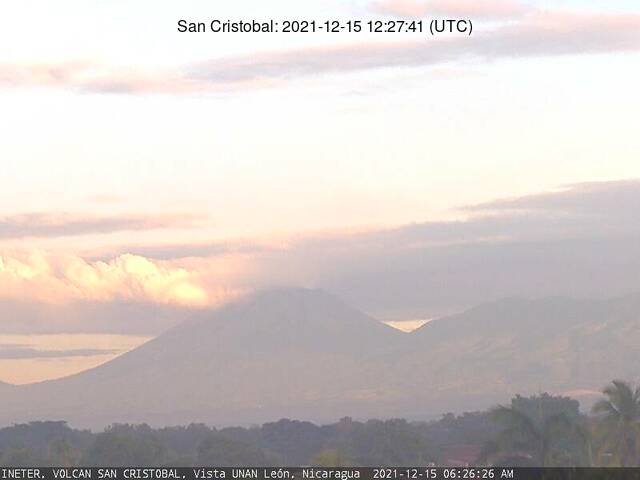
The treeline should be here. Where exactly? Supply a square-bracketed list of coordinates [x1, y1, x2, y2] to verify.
[0, 380, 638, 467]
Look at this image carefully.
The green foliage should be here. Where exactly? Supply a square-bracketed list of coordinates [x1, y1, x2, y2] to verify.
[259, 419, 327, 465]
[591, 380, 640, 466]
[82, 424, 167, 466]
[197, 432, 272, 466]
[511, 393, 581, 422]
[344, 419, 432, 466]
[482, 394, 590, 466]
[0, 446, 45, 467]
[0, 421, 89, 467]
[0, 382, 638, 468]
[48, 438, 81, 467]
[310, 448, 353, 467]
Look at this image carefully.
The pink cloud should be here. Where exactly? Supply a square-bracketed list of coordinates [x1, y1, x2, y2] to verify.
[1, 180, 640, 323]
[0, 250, 255, 310]
[192, 11, 640, 81]
[1, 9, 638, 94]
[0, 61, 278, 94]
[0, 62, 201, 94]
[0, 251, 212, 306]
[0, 212, 204, 239]
[0, 61, 91, 88]
[372, 0, 532, 19]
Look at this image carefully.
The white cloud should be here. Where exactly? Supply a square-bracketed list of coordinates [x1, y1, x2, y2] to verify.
[0, 251, 212, 307]
[1, 9, 638, 94]
[372, 0, 531, 19]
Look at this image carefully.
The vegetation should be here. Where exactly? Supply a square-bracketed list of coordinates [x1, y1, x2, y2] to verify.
[479, 394, 590, 466]
[1, 381, 639, 467]
[592, 380, 640, 466]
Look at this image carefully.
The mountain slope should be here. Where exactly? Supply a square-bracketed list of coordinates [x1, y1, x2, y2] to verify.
[1, 289, 639, 428]
[393, 294, 640, 413]
[0, 289, 406, 427]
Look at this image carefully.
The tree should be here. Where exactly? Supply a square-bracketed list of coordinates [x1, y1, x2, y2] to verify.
[481, 395, 589, 466]
[259, 419, 326, 466]
[48, 438, 80, 467]
[0, 446, 44, 467]
[346, 419, 430, 466]
[310, 448, 353, 467]
[197, 432, 272, 466]
[82, 424, 167, 466]
[592, 380, 640, 466]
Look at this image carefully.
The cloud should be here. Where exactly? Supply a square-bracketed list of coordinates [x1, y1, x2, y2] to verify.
[117, 179, 636, 261]
[0, 61, 90, 88]
[140, 179, 640, 319]
[295, 180, 640, 316]
[0, 346, 118, 359]
[193, 11, 640, 83]
[462, 180, 640, 218]
[0, 61, 275, 94]
[95, 241, 269, 261]
[372, 0, 531, 19]
[0, 212, 203, 239]
[1, 9, 638, 94]
[86, 194, 126, 205]
[0, 251, 215, 307]
[2, 180, 640, 334]
[0, 62, 194, 94]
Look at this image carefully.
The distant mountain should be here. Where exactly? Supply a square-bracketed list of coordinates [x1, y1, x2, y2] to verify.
[0, 289, 406, 427]
[1, 289, 638, 428]
[397, 295, 640, 412]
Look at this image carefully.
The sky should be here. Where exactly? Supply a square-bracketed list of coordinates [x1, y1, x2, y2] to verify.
[0, 0, 639, 383]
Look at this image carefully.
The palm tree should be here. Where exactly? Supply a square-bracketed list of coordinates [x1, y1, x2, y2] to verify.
[592, 380, 640, 466]
[480, 405, 589, 466]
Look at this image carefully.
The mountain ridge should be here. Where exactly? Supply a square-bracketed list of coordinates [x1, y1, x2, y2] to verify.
[1, 288, 639, 428]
